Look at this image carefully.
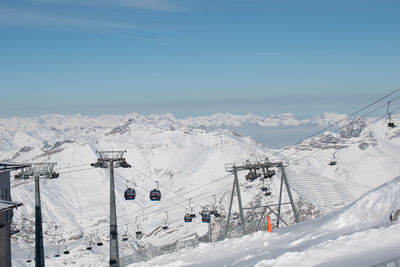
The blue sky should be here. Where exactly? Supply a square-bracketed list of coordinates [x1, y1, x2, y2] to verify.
[1, 0, 399, 118]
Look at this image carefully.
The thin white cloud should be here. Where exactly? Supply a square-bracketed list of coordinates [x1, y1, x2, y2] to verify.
[0, 7, 142, 30]
[32, 0, 188, 12]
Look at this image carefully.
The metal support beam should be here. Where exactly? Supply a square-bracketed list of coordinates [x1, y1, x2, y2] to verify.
[267, 206, 288, 226]
[256, 206, 268, 229]
[208, 218, 212, 243]
[234, 171, 246, 235]
[243, 203, 291, 210]
[276, 168, 284, 229]
[224, 178, 236, 239]
[109, 161, 119, 266]
[35, 174, 45, 267]
[281, 165, 299, 223]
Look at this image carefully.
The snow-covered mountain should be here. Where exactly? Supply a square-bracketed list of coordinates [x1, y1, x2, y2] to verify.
[0, 112, 347, 135]
[1, 112, 399, 266]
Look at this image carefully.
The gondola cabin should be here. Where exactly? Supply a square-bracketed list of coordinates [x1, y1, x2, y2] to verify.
[124, 188, 136, 200]
[202, 213, 211, 223]
[261, 186, 269, 192]
[162, 225, 169, 230]
[388, 122, 396, 128]
[63, 250, 70, 255]
[210, 210, 220, 217]
[149, 189, 161, 201]
[261, 186, 272, 196]
[329, 161, 337, 166]
[184, 214, 192, 222]
[245, 171, 258, 182]
[136, 231, 142, 239]
[264, 170, 275, 178]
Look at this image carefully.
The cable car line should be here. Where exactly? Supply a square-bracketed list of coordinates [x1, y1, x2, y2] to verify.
[291, 107, 400, 165]
[81, 180, 234, 238]
[281, 98, 400, 164]
[53, 170, 233, 241]
[113, 171, 230, 210]
[53, 163, 93, 170]
[267, 88, 400, 160]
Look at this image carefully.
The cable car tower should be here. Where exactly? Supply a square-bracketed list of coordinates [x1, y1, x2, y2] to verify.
[91, 150, 131, 267]
[387, 101, 396, 128]
[14, 162, 58, 267]
[224, 158, 298, 238]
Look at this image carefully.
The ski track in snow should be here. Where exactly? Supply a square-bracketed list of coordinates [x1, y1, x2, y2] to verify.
[286, 168, 354, 208]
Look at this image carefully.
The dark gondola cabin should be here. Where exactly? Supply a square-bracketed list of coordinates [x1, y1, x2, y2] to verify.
[124, 188, 136, 200]
[184, 214, 192, 222]
[245, 171, 257, 182]
[264, 170, 275, 178]
[210, 210, 220, 217]
[136, 231, 142, 239]
[388, 122, 395, 128]
[202, 213, 211, 223]
[149, 189, 161, 201]
[261, 186, 271, 196]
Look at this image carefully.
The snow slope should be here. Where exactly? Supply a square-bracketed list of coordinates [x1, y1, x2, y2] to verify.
[0, 112, 398, 266]
[129, 175, 400, 267]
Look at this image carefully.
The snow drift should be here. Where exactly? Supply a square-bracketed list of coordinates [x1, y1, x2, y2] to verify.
[130, 175, 400, 267]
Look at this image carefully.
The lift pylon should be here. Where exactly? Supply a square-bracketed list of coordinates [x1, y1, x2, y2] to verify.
[224, 158, 299, 238]
[14, 162, 58, 267]
[91, 150, 131, 267]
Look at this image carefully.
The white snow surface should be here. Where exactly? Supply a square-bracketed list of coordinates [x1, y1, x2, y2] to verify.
[0, 112, 399, 266]
[130, 175, 400, 267]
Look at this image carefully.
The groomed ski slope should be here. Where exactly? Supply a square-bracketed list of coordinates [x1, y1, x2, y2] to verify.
[129, 175, 400, 267]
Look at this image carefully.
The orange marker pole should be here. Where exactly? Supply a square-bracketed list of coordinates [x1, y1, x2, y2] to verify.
[267, 215, 272, 232]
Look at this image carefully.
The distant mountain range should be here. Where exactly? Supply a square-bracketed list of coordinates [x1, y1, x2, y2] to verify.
[0, 112, 349, 133]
